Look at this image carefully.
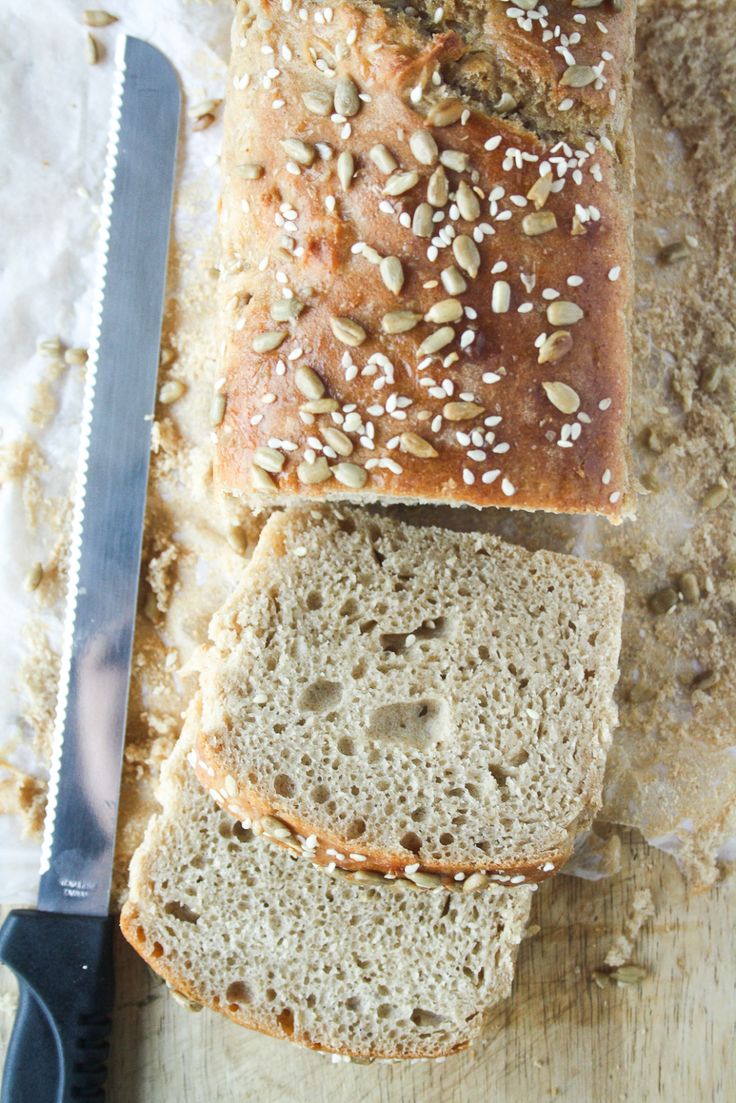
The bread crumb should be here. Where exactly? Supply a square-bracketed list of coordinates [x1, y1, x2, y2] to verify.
[604, 889, 655, 968]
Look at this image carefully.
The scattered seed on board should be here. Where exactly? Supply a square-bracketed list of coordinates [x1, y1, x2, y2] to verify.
[23, 563, 44, 593]
[84, 33, 99, 65]
[701, 484, 728, 510]
[677, 572, 699, 604]
[647, 587, 678, 615]
[658, 241, 689, 265]
[83, 9, 117, 26]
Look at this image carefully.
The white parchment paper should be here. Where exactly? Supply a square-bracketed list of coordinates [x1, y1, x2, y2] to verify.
[0, 0, 232, 902]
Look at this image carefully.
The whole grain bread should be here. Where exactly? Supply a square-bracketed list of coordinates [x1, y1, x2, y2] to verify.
[121, 727, 534, 1060]
[215, 0, 635, 519]
[193, 506, 624, 889]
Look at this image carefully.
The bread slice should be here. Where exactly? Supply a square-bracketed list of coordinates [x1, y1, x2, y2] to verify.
[194, 506, 624, 890]
[121, 728, 534, 1060]
[215, 0, 634, 520]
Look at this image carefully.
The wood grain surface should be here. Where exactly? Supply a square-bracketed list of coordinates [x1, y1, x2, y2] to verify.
[4, 832, 730, 1103]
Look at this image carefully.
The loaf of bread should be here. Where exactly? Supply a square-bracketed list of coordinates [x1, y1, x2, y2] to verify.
[216, 0, 635, 519]
[193, 506, 624, 890]
[121, 728, 534, 1060]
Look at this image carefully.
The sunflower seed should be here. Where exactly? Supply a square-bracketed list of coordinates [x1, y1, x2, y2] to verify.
[333, 462, 367, 488]
[427, 166, 449, 207]
[302, 89, 333, 116]
[611, 965, 648, 987]
[678, 572, 700, 604]
[441, 266, 467, 295]
[542, 381, 580, 414]
[461, 872, 488, 893]
[337, 150, 354, 190]
[270, 298, 304, 322]
[424, 298, 463, 324]
[443, 401, 484, 421]
[409, 129, 438, 165]
[64, 347, 88, 366]
[547, 301, 584, 325]
[384, 171, 419, 197]
[400, 432, 438, 458]
[491, 280, 511, 313]
[261, 815, 292, 840]
[251, 466, 276, 492]
[515, 0, 538, 9]
[560, 65, 597, 88]
[648, 587, 678, 615]
[439, 149, 469, 172]
[412, 202, 434, 237]
[426, 99, 463, 127]
[252, 330, 286, 353]
[452, 234, 480, 277]
[380, 256, 404, 295]
[456, 180, 480, 220]
[281, 138, 316, 166]
[23, 563, 44, 593]
[253, 447, 285, 473]
[351, 870, 385, 885]
[300, 398, 339, 414]
[659, 241, 690, 265]
[538, 330, 573, 363]
[334, 75, 360, 117]
[38, 336, 63, 357]
[405, 870, 443, 889]
[159, 379, 186, 405]
[235, 162, 264, 180]
[495, 92, 517, 114]
[523, 211, 557, 236]
[361, 245, 382, 265]
[418, 327, 455, 356]
[321, 427, 353, 456]
[701, 483, 728, 510]
[330, 316, 367, 346]
[294, 365, 325, 400]
[84, 33, 99, 65]
[527, 172, 553, 209]
[210, 392, 226, 426]
[83, 9, 117, 26]
[381, 310, 422, 334]
[571, 215, 587, 236]
[297, 456, 332, 484]
[369, 144, 398, 174]
[572, 0, 603, 6]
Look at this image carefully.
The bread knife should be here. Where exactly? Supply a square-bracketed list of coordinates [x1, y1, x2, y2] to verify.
[0, 36, 179, 1103]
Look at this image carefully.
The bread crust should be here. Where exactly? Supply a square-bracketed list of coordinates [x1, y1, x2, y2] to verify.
[216, 0, 635, 520]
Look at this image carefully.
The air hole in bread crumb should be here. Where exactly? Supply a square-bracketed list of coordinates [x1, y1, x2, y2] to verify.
[351, 659, 366, 679]
[340, 597, 358, 617]
[163, 901, 200, 924]
[225, 981, 252, 1005]
[277, 1007, 294, 1037]
[380, 616, 452, 654]
[345, 996, 361, 1012]
[337, 515, 356, 534]
[489, 764, 509, 787]
[367, 699, 448, 749]
[299, 679, 342, 712]
[411, 807, 427, 822]
[312, 784, 330, 804]
[400, 831, 422, 853]
[411, 1008, 448, 1029]
[439, 832, 454, 845]
[152, 942, 164, 959]
[359, 619, 377, 635]
[265, 988, 277, 1002]
[306, 591, 322, 611]
[274, 773, 295, 797]
[338, 737, 355, 756]
[346, 817, 366, 839]
[217, 819, 233, 838]
[377, 1003, 394, 1020]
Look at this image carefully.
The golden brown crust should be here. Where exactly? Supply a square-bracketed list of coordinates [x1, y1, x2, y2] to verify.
[216, 0, 634, 520]
[193, 737, 582, 890]
[120, 902, 474, 1059]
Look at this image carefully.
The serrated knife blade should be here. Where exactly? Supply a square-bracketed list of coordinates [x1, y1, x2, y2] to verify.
[0, 34, 179, 1103]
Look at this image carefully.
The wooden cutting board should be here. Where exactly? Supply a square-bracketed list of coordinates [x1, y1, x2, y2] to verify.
[1, 832, 715, 1103]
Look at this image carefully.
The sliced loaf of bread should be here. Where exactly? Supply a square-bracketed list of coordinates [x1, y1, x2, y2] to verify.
[121, 726, 534, 1060]
[193, 506, 624, 890]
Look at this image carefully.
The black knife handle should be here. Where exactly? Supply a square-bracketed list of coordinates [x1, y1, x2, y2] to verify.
[0, 910, 115, 1103]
